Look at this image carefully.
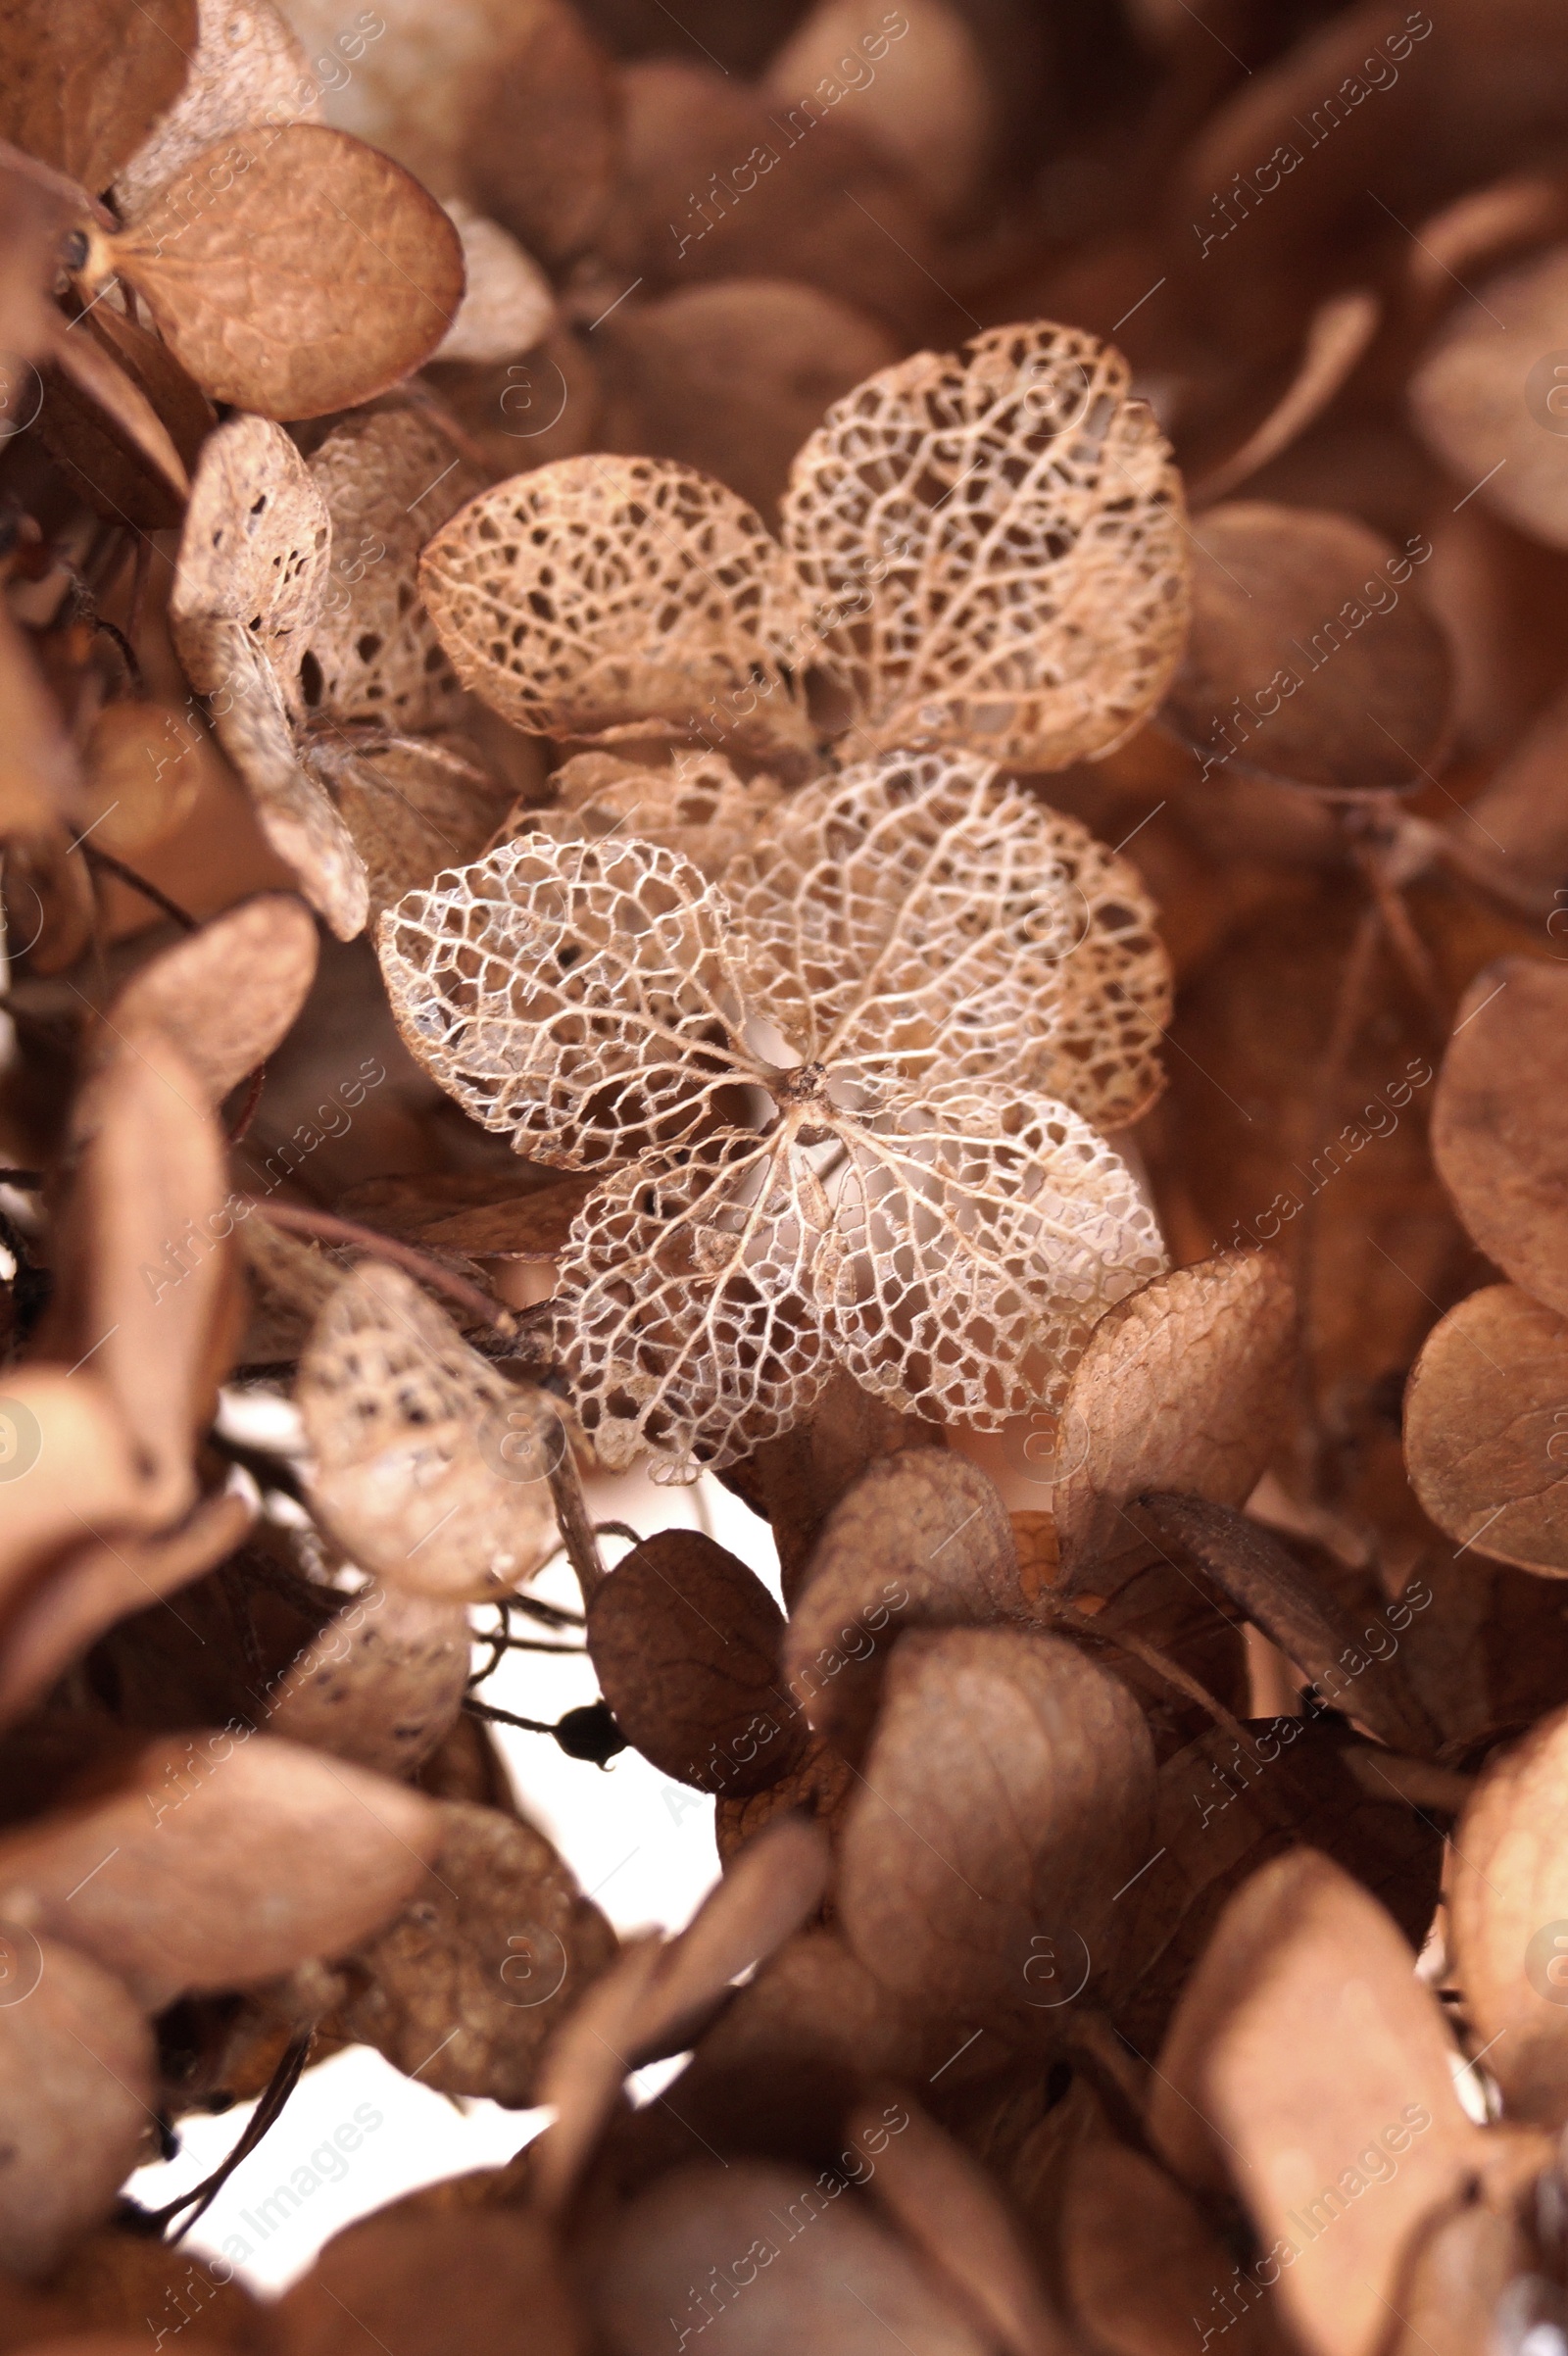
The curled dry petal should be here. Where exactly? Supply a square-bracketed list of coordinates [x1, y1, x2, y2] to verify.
[306, 731, 512, 918]
[222, 635, 370, 937]
[323, 1797, 617, 2106]
[113, 0, 322, 221]
[1448, 1700, 1568, 2126]
[0, 1370, 150, 1633]
[417, 456, 817, 761]
[304, 405, 485, 735]
[785, 1449, 1024, 1760]
[591, 2161, 995, 2356]
[0, 1730, 440, 2011]
[1052, 1250, 1297, 1591]
[1061, 2143, 1274, 2356]
[434, 198, 556, 365]
[837, 1626, 1156, 2036]
[1432, 957, 1568, 1318]
[41, 324, 191, 531]
[1410, 245, 1568, 550]
[297, 1261, 559, 1599]
[780, 320, 1190, 770]
[42, 1032, 231, 1527]
[0, 1937, 154, 2277]
[1189, 288, 1381, 507]
[379, 833, 757, 1172]
[172, 411, 331, 721]
[529, 1817, 830, 2216]
[726, 748, 1170, 1129]
[527, 748, 785, 883]
[1148, 1850, 1486, 2356]
[266, 1582, 471, 1776]
[104, 125, 466, 419]
[1405, 1284, 1568, 1576]
[0, 0, 196, 193]
[90, 891, 318, 1110]
[1162, 501, 1451, 792]
[587, 1529, 806, 1796]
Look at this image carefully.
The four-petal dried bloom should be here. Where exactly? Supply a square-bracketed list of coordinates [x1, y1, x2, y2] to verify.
[381, 748, 1170, 1478]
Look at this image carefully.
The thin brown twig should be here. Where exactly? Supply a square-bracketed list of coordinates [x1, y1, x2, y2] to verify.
[79, 843, 199, 933]
[149, 2028, 315, 2239]
[547, 1435, 608, 1606]
[226, 1062, 267, 1144]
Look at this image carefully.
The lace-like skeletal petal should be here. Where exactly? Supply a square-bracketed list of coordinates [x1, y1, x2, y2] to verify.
[305, 407, 486, 735]
[822, 1081, 1167, 1428]
[299, 1262, 559, 1599]
[555, 1129, 839, 1478]
[511, 750, 785, 881]
[378, 833, 766, 1169]
[780, 321, 1190, 770]
[417, 457, 817, 761]
[725, 746, 1166, 1123]
[171, 413, 331, 726]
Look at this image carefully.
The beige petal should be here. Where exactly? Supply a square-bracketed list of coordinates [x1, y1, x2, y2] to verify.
[417, 456, 816, 761]
[114, 0, 322, 222]
[782, 320, 1190, 769]
[1432, 957, 1568, 1317]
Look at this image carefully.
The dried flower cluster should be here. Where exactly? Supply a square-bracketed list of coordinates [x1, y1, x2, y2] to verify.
[0, 2, 1566, 2352]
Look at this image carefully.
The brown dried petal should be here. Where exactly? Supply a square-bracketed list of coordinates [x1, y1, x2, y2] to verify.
[40, 325, 191, 532]
[172, 413, 331, 720]
[781, 321, 1190, 770]
[304, 405, 484, 734]
[1411, 245, 1568, 550]
[838, 1626, 1156, 2035]
[43, 1033, 229, 1526]
[307, 731, 512, 917]
[726, 748, 1171, 1131]
[1447, 1699, 1568, 2125]
[0, 1939, 154, 2278]
[1190, 289, 1381, 508]
[1053, 1251, 1297, 1592]
[1432, 957, 1568, 1316]
[434, 199, 555, 365]
[765, 0, 994, 221]
[79, 700, 207, 861]
[1061, 2143, 1274, 2356]
[324, 1797, 616, 2105]
[114, 0, 321, 221]
[590, 2160, 993, 2356]
[1162, 501, 1451, 792]
[278, 2208, 584, 2356]
[93, 891, 318, 1108]
[110, 126, 465, 419]
[297, 1261, 559, 1600]
[1404, 1284, 1568, 1575]
[785, 1449, 1022, 1762]
[587, 1529, 805, 1796]
[0, 1371, 150, 1632]
[378, 832, 757, 1172]
[417, 457, 816, 761]
[595, 277, 900, 526]
[266, 1583, 470, 1776]
[1148, 1851, 1485, 2356]
[0, 1730, 440, 2011]
[0, 0, 196, 193]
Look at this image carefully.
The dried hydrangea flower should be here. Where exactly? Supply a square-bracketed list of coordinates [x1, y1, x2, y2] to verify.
[418, 319, 1190, 775]
[381, 746, 1168, 1477]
